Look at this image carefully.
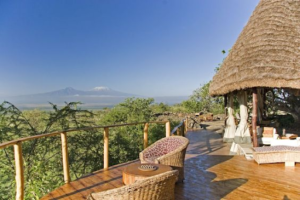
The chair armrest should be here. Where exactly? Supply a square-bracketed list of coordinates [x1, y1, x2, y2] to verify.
[139, 151, 146, 163]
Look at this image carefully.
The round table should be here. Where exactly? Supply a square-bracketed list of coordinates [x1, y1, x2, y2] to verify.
[122, 163, 172, 185]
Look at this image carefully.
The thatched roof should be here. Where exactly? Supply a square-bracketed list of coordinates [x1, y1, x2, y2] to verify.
[209, 0, 300, 96]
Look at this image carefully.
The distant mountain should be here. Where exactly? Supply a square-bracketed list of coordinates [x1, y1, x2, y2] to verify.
[26, 87, 136, 97]
[0, 87, 189, 110]
[1, 87, 137, 109]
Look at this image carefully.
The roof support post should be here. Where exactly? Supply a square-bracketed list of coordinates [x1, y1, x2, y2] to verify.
[224, 94, 228, 117]
[263, 89, 267, 119]
[252, 88, 259, 147]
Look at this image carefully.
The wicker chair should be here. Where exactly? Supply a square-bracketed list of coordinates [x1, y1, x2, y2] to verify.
[139, 136, 189, 182]
[87, 170, 178, 200]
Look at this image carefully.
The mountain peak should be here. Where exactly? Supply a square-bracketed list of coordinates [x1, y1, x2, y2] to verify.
[64, 87, 76, 91]
[92, 86, 110, 91]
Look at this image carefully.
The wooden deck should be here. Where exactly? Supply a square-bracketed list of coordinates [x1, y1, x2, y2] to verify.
[42, 128, 300, 200]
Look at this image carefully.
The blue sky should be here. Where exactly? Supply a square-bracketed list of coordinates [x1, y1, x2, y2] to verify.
[0, 0, 260, 97]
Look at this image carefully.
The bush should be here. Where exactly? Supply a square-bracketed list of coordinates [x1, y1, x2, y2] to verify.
[277, 114, 295, 127]
[181, 82, 224, 114]
[0, 99, 167, 199]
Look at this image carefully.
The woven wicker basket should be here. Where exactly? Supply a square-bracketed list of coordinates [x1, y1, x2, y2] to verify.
[87, 170, 178, 200]
[253, 146, 300, 164]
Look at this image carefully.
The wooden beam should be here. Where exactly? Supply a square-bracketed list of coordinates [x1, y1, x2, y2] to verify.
[176, 127, 180, 136]
[14, 143, 24, 200]
[61, 132, 70, 183]
[104, 127, 109, 169]
[224, 94, 228, 117]
[165, 121, 171, 137]
[181, 123, 185, 136]
[143, 123, 149, 149]
[185, 117, 188, 133]
[252, 88, 259, 147]
[0, 120, 184, 198]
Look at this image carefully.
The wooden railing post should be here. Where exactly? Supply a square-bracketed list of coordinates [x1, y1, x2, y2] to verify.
[144, 123, 149, 149]
[61, 132, 70, 183]
[185, 117, 188, 133]
[0, 120, 178, 198]
[181, 123, 185, 136]
[104, 127, 109, 169]
[14, 142, 24, 200]
[252, 88, 259, 147]
[176, 128, 180, 136]
[166, 121, 171, 137]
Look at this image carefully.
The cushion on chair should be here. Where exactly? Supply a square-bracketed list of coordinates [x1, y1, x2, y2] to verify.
[253, 146, 300, 165]
[143, 137, 186, 163]
[254, 146, 300, 152]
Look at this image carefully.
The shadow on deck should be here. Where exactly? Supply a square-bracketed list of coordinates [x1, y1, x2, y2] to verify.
[42, 129, 300, 200]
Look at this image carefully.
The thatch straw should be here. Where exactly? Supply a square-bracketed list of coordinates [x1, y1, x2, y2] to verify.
[209, 0, 300, 96]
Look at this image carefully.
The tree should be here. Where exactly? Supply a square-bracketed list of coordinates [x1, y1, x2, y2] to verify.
[0, 99, 169, 199]
[266, 89, 300, 122]
[0, 101, 98, 199]
[100, 97, 154, 124]
[181, 82, 224, 114]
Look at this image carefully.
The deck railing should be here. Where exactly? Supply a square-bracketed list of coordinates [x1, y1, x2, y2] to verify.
[0, 118, 188, 200]
[171, 118, 188, 136]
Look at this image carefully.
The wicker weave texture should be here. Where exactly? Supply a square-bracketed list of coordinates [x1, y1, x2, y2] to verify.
[139, 136, 189, 182]
[209, 0, 300, 96]
[253, 147, 300, 164]
[87, 170, 178, 200]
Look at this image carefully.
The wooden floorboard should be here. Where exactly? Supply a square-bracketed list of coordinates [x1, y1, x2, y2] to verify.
[42, 128, 300, 200]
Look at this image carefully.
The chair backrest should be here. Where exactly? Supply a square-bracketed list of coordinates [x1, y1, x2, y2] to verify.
[147, 136, 189, 157]
[87, 170, 179, 200]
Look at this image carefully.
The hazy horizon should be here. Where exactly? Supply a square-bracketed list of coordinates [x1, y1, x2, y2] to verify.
[0, 86, 190, 110]
[0, 86, 190, 97]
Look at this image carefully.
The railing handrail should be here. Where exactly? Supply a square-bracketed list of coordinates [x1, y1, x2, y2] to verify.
[171, 119, 184, 135]
[171, 118, 188, 136]
[0, 121, 168, 149]
[0, 120, 172, 200]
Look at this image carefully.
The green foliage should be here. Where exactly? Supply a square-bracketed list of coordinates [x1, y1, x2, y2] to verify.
[277, 114, 295, 127]
[169, 103, 188, 113]
[101, 98, 154, 124]
[0, 98, 167, 199]
[265, 89, 299, 124]
[181, 82, 224, 114]
[274, 89, 300, 122]
[151, 103, 170, 114]
[0, 101, 98, 199]
[99, 98, 165, 166]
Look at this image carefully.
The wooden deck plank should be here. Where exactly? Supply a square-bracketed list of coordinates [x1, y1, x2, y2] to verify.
[42, 128, 300, 200]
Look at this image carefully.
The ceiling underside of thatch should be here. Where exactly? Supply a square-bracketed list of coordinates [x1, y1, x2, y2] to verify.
[209, 0, 300, 96]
